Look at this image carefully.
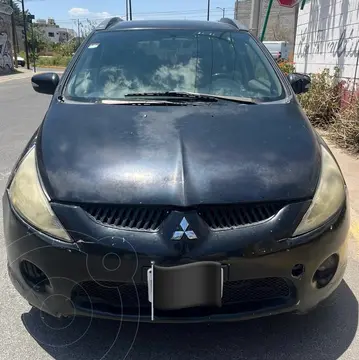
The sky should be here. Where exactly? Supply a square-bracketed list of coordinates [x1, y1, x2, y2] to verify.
[25, 0, 240, 32]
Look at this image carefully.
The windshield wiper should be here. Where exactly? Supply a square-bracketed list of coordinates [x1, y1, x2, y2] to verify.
[124, 91, 258, 104]
[125, 91, 218, 102]
[100, 99, 186, 106]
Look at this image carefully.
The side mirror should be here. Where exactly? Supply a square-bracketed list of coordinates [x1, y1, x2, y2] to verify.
[287, 72, 311, 95]
[31, 72, 60, 95]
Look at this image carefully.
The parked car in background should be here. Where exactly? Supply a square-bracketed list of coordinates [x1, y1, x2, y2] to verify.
[263, 41, 291, 61]
[13, 56, 25, 67]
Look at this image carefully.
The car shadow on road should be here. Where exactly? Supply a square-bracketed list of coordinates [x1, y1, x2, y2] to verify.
[21, 281, 357, 360]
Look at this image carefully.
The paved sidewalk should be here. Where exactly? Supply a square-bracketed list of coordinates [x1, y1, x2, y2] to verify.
[326, 140, 359, 215]
[325, 137, 359, 248]
[0, 68, 64, 84]
[0, 69, 35, 84]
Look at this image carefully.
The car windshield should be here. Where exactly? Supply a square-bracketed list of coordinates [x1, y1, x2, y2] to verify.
[64, 29, 286, 103]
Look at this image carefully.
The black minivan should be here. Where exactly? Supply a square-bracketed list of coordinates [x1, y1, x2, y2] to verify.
[3, 18, 349, 323]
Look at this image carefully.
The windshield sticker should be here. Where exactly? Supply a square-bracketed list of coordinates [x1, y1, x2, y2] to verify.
[88, 43, 100, 49]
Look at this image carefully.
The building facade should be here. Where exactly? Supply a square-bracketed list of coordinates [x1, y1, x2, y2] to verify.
[35, 18, 76, 43]
[0, 2, 13, 74]
[294, 0, 359, 88]
[234, 0, 297, 44]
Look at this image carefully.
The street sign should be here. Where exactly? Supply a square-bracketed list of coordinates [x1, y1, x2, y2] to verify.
[27, 14, 35, 23]
[277, 0, 301, 7]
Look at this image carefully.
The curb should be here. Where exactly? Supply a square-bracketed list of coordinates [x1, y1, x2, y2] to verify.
[350, 218, 359, 260]
[37, 66, 66, 70]
[0, 69, 64, 84]
[0, 72, 34, 84]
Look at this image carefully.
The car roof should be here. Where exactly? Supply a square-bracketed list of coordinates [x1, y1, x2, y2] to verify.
[102, 19, 245, 32]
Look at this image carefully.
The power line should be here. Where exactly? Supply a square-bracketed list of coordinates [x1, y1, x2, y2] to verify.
[28, 6, 235, 36]
[50, 7, 235, 23]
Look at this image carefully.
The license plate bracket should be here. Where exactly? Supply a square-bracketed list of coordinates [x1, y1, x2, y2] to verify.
[147, 261, 223, 321]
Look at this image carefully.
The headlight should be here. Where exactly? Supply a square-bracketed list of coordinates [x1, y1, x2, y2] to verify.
[292, 145, 346, 237]
[8, 147, 72, 242]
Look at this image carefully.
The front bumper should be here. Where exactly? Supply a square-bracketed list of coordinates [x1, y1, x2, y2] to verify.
[3, 193, 349, 323]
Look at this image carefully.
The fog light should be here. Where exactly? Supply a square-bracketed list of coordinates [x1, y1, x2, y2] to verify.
[291, 264, 305, 278]
[313, 254, 339, 289]
[20, 260, 50, 292]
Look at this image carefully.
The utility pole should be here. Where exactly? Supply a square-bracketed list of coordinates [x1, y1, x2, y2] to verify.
[28, 14, 36, 72]
[9, 0, 18, 68]
[235, 0, 239, 20]
[260, 0, 273, 41]
[77, 19, 80, 47]
[207, 0, 210, 21]
[26, 14, 36, 72]
[129, 0, 132, 20]
[21, 0, 30, 69]
[249, 0, 261, 38]
[293, 3, 299, 48]
[125, 0, 129, 20]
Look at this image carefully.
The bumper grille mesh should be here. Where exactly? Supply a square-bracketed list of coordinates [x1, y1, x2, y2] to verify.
[80, 202, 286, 231]
[72, 277, 292, 310]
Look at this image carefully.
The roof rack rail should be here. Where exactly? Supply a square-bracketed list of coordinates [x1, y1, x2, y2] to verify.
[219, 18, 248, 31]
[96, 17, 123, 30]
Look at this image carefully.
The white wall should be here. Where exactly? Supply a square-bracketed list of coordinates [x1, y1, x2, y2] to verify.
[294, 0, 359, 86]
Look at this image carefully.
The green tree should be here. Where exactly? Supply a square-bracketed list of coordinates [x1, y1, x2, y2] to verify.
[12, 1, 23, 26]
[81, 19, 97, 37]
[52, 39, 79, 56]
[27, 25, 49, 59]
[3, 0, 23, 26]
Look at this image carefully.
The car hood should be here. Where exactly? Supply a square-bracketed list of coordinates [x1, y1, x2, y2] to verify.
[37, 100, 321, 206]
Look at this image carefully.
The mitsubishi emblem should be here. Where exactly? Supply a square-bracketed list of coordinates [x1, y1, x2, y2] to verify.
[171, 217, 198, 240]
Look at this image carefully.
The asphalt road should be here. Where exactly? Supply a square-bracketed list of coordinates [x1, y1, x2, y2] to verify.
[0, 78, 359, 360]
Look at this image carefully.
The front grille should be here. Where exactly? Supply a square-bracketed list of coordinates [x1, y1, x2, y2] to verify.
[81, 202, 286, 231]
[197, 203, 285, 229]
[82, 204, 170, 231]
[72, 277, 292, 313]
